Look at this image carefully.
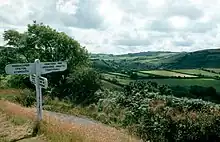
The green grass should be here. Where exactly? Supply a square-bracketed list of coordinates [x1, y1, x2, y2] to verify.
[140, 70, 197, 77]
[102, 73, 131, 83]
[205, 68, 220, 73]
[136, 72, 150, 77]
[117, 78, 131, 85]
[101, 80, 122, 90]
[108, 72, 129, 78]
[8, 115, 28, 125]
[173, 69, 220, 77]
[102, 73, 116, 80]
[102, 70, 220, 93]
[103, 71, 220, 92]
[139, 78, 220, 92]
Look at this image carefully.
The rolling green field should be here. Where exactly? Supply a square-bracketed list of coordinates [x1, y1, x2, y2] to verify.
[138, 78, 220, 91]
[102, 73, 131, 85]
[102, 70, 220, 92]
[103, 76, 220, 92]
[101, 80, 122, 90]
[136, 72, 150, 77]
[108, 72, 129, 77]
[140, 70, 197, 77]
[173, 69, 220, 77]
[205, 68, 220, 73]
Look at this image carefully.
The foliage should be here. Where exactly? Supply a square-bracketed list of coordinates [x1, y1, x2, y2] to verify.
[92, 49, 220, 72]
[128, 71, 138, 79]
[0, 47, 22, 74]
[1, 21, 101, 105]
[14, 89, 36, 107]
[171, 85, 220, 103]
[91, 81, 220, 141]
[6, 75, 32, 89]
[53, 67, 102, 105]
[2, 21, 89, 86]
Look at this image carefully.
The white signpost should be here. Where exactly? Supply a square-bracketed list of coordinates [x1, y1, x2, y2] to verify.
[5, 59, 67, 122]
[30, 74, 48, 89]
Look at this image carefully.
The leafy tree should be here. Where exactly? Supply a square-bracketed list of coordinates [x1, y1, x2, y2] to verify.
[0, 47, 21, 74]
[3, 21, 89, 87]
[57, 67, 102, 105]
[1, 21, 101, 104]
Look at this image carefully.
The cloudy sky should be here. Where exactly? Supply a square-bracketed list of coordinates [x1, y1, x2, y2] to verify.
[0, 0, 220, 54]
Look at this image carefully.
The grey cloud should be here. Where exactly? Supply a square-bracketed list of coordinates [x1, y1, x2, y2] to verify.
[116, 0, 203, 20]
[149, 19, 173, 32]
[0, 0, 104, 29]
[34, 0, 103, 29]
[189, 22, 217, 33]
[35, 0, 103, 29]
[173, 40, 194, 46]
[149, 18, 216, 34]
[70, 0, 103, 29]
[166, 2, 203, 20]
[113, 30, 151, 47]
[114, 38, 151, 46]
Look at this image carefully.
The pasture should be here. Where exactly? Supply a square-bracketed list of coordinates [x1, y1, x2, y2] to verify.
[139, 78, 220, 90]
[205, 68, 220, 73]
[102, 70, 220, 92]
[173, 69, 220, 77]
[140, 70, 197, 77]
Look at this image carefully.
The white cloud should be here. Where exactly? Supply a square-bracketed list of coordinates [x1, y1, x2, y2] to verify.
[0, 0, 220, 54]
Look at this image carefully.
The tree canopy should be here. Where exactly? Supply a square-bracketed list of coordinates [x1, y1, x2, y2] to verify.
[2, 21, 89, 83]
[1, 21, 102, 104]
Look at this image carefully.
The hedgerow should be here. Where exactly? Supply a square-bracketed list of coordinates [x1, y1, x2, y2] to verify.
[94, 81, 220, 141]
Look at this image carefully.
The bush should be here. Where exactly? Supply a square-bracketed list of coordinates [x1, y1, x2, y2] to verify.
[7, 75, 34, 89]
[53, 67, 102, 106]
[94, 81, 220, 142]
[15, 89, 35, 107]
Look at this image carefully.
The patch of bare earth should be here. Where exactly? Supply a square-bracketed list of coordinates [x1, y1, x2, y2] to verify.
[0, 100, 141, 142]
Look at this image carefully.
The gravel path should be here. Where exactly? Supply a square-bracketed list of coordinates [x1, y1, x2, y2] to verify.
[46, 111, 98, 125]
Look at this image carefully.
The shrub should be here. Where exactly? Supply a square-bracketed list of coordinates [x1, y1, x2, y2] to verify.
[15, 89, 35, 107]
[53, 67, 102, 106]
[97, 81, 220, 142]
[7, 75, 34, 89]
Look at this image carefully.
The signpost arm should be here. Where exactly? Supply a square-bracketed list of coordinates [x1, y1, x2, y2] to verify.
[5, 60, 67, 122]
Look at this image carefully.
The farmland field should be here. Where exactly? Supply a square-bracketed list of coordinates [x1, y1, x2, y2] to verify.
[205, 68, 220, 73]
[139, 78, 220, 92]
[140, 70, 197, 77]
[102, 73, 131, 85]
[108, 72, 129, 78]
[101, 80, 122, 90]
[137, 72, 150, 77]
[173, 69, 220, 77]
[103, 71, 220, 92]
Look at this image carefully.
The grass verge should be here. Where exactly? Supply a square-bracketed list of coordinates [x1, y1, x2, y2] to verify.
[0, 100, 140, 142]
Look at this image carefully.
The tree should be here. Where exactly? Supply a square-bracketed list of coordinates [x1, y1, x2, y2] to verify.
[0, 47, 21, 74]
[1, 21, 101, 104]
[56, 67, 102, 105]
[2, 21, 89, 87]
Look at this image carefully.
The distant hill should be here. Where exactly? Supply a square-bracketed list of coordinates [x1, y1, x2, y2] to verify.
[0, 46, 5, 50]
[91, 49, 220, 71]
[166, 49, 220, 69]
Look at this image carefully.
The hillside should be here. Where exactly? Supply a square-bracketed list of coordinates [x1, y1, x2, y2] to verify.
[166, 49, 220, 69]
[91, 49, 220, 71]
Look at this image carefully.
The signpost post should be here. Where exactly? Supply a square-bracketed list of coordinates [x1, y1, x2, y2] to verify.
[5, 59, 67, 122]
